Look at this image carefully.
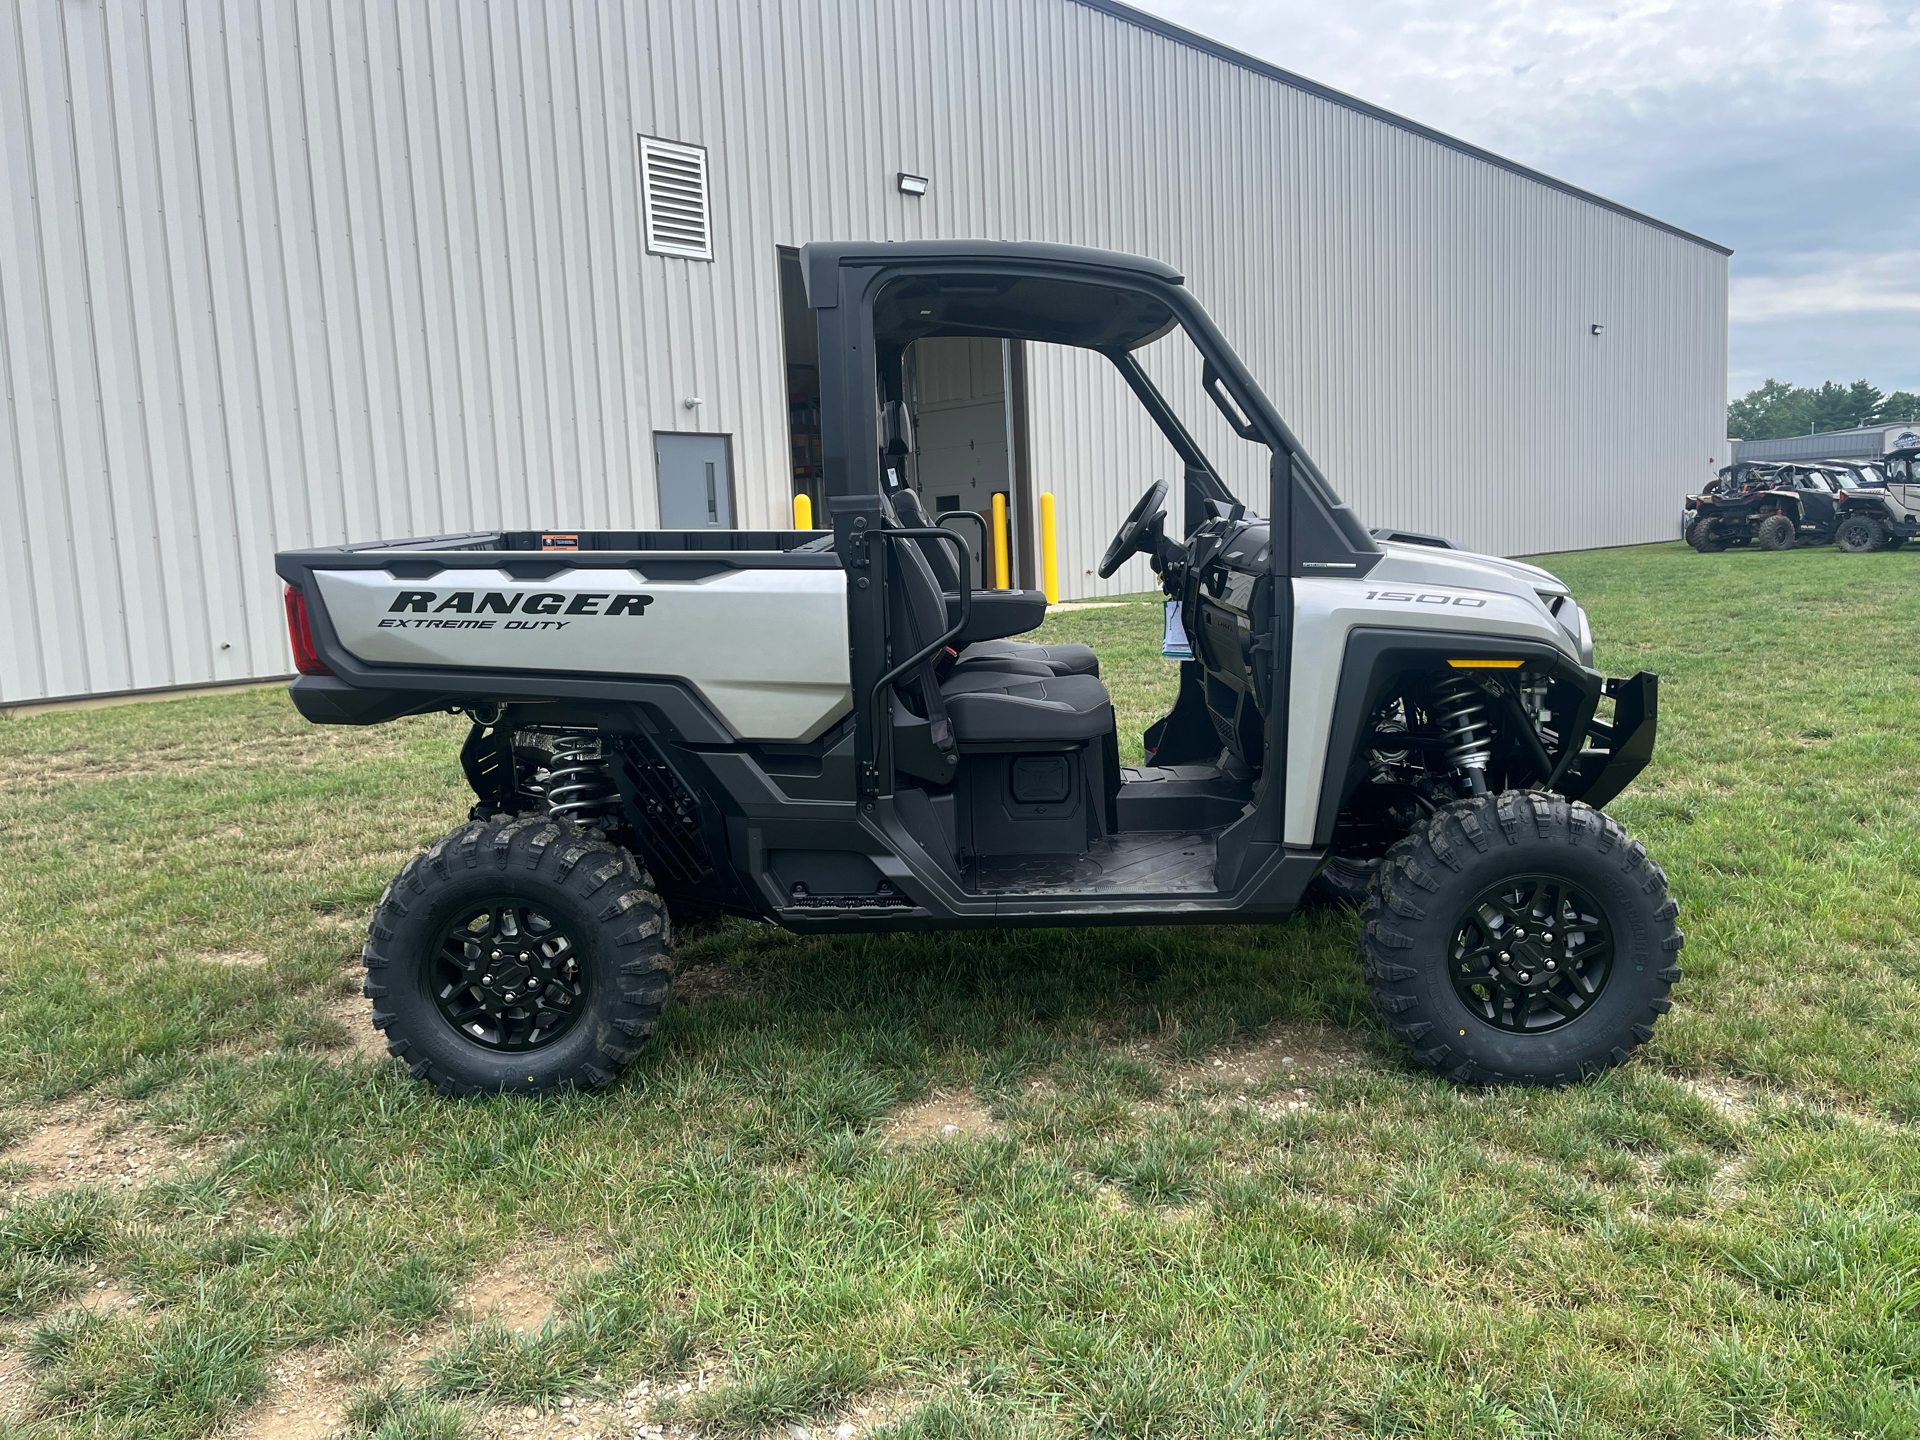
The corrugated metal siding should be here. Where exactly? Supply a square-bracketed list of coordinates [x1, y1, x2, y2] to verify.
[0, 0, 1726, 703]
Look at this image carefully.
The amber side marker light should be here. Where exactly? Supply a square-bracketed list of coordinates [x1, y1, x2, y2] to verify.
[1447, 658, 1524, 669]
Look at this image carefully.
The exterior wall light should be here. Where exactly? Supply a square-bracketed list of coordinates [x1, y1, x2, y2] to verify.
[897, 173, 929, 196]
[1591, 323, 1605, 336]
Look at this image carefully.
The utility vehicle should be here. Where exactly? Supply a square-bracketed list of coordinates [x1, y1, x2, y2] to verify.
[1827, 458, 1918, 552]
[276, 240, 1680, 1097]
[1686, 462, 1849, 551]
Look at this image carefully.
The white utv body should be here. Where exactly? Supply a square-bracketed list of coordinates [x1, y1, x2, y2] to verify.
[277, 240, 1679, 1098]
[1832, 451, 1920, 552]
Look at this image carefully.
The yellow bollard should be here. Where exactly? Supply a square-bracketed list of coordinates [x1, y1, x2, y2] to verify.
[991, 492, 1010, 590]
[793, 492, 813, 530]
[1039, 492, 1059, 605]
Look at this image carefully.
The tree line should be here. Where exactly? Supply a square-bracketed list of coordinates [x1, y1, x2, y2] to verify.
[1728, 380, 1920, 441]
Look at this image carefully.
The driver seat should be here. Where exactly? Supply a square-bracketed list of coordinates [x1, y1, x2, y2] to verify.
[889, 488, 1099, 678]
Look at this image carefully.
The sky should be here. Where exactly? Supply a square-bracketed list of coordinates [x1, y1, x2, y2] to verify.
[1130, 0, 1920, 401]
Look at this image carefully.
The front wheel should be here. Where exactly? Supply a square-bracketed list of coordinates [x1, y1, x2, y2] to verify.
[362, 814, 673, 1096]
[1305, 854, 1380, 907]
[1359, 792, 1682, 1086]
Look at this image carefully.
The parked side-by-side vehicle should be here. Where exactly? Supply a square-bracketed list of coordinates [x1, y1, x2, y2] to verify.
[1831, 456, 1920, 552]
[277, 240, 1680, 1098]
[1686, 457, 1918, 554]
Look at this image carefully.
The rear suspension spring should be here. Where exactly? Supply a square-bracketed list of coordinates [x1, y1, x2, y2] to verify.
[545, 733, 620, 828]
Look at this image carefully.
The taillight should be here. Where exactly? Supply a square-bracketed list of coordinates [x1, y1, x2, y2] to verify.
[283, 584, 333, 676]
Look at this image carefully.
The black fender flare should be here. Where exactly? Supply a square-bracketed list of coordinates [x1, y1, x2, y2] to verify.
[1312, 627, 1600, 848]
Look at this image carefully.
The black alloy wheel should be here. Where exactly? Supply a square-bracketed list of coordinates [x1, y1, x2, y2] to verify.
[360, 813, 674, 1096]
[1448, 875, 1613, 1034]
[1359, 791, 1683, 1086]
[1835, 515, 1885, 554]
[430, 901, 588, 1051]
[1757, 514, 1796, 551]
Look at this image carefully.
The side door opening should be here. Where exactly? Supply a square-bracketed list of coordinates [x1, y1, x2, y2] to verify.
[807, 249, 1359, 897]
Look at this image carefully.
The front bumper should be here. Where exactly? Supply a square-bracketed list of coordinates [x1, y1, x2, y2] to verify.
[1561, 672, 1659, 810]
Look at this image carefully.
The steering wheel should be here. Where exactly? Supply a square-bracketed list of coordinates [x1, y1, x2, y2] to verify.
[1098, 480, 1169, 579]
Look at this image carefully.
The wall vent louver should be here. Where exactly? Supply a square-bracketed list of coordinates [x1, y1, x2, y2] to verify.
[639, 136, 712, 260]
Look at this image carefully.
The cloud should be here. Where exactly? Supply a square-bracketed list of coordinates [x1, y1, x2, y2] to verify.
[1129, 0, 1920, 393]
[1731, 253, 1920, 321]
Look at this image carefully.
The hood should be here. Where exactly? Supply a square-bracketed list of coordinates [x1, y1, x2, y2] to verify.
[1369, 542, 1590, 664]
[1376, 542, 1569, 598]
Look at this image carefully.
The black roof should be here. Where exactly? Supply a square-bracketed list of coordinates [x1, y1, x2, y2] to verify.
[1073, 0, 1732, 258]
[803, 240, 1186, 351]
[806, 239, 1183, 292]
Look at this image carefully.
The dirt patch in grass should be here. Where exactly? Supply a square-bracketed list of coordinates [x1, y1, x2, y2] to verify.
[227, 1346, 354, 1440]
[460, 1261, 559, 1335]
[1681, 1075, 1755, 1122]
[884, 1093, 994, 1143]
[671, 957, 749, 1006]
[0, 1347, 32, 1424]
[198, 947, 271, 967]
[71, 1277, 143, 1315]
[1168, 1023, 1369, 1091]
[324, 990, 393, 1064]
[1, 1100, 197, 1196]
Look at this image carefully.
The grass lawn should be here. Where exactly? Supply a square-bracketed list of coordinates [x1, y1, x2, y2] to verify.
[0, 540, 1916, 1439]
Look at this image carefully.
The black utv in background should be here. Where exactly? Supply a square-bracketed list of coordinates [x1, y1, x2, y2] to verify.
[1685, 462, 1848, 552]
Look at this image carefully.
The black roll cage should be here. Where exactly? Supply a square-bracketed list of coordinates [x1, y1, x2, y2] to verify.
[801, 240, 1379, 855]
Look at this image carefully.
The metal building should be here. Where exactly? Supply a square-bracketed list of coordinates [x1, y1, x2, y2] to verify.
[1731, 422, 1920, 466]
[0, 0, 1729, 707]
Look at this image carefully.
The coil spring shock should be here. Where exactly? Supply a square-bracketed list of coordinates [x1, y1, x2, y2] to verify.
[545, 733, 620, 828]
[1431, 674, 1494, 791]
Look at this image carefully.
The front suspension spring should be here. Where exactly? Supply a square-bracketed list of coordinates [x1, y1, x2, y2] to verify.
[1432, 674, 1495, 777]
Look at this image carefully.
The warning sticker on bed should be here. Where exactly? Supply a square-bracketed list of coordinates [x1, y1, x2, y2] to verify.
[540, 533, 580, 551]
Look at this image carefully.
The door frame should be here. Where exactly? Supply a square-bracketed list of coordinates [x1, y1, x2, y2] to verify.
[1006, 338, 1035, 589]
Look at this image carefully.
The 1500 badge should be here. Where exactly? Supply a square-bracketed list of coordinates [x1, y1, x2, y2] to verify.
[1362, 589, 1487, 608]
[376, 590, 654, 632]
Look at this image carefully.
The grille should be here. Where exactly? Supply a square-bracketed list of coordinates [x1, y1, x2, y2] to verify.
[609, 733, 714, 888]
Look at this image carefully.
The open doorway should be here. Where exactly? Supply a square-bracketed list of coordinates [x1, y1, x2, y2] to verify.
[777, 248, 824, 524]
[907, 337, 1006, 587]
[900, 337, 1033, 588]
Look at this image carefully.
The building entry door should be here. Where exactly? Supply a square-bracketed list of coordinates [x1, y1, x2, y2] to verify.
[655, 433, 734, 528]
[908, 337, 1011, 587]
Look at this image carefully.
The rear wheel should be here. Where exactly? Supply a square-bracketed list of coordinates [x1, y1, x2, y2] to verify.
[362, 814, 673, 1096]
[1835, 515, 1886, 553]
[1359, 792, 1683, 1086]
[1685, 519, 1725, 553]
[1756, 514, 1796, 551]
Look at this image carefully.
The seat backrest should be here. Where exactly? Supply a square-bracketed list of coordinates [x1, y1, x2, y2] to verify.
[882, 498, 951, 663]
[890, 488, 964, 591]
